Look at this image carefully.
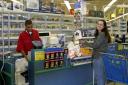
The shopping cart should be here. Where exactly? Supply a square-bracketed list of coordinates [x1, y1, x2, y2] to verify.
[101, 52, 128, 84]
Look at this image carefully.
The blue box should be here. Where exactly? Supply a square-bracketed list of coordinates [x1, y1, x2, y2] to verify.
[44, 48, 64, 52]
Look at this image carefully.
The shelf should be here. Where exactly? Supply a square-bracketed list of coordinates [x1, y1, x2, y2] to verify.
[0, 38, 18, 42]
[82, 37, 95, 39]
[0, 51, 12, 56]
[38, 29, 75, 32]
[0, 20, 25, 23]
[83, 16, 103, 20]
[32, 21, 46, 24]
[0, 45, 17, 49]
[66, 36, 72, 38]
[73, 56, 92, 60]
[4, 37, 18, 40]
[71, 61, 92, 66]
[120, 28, 127, 30]
[63, 22, 74, 24]
[87, 41, 94, 43]
[122, 43, 128, 45]
[45, 21, 61, 24]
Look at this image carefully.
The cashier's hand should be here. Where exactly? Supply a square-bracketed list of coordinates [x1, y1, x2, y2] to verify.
[24, 55, 29, 62]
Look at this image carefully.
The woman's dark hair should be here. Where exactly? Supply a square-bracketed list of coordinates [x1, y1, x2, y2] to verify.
[25, 19, 32, 26]
[94, 19, 111, 43]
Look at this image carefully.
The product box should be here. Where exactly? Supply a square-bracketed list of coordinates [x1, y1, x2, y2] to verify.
[45, 53, 50, 60]
[64, 48, 68, 55]
[34, 51, 45, 60]
[58, 60, 64, 67]
[57, 34, 65, 48]
[74, 29, 95, 38]
[80, 48, 92, 56]
[44, 61, 50, 69]
[7, 2, 13, 10]
[12, 1, 23, 11]
[26, 0, 39, 12]
[50, 53, 55, 59]
[0, 1, 8, 11]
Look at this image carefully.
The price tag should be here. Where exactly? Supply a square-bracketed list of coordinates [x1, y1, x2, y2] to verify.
[35, 51, 45, 60]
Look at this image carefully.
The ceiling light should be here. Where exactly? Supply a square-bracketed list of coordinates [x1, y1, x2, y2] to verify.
[107, 12, 128, 22]
[117, 4, 128, 8]
[104, 0, 117, 12]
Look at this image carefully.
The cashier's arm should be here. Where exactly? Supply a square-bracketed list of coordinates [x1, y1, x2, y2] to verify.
[21, 50, 28, 61]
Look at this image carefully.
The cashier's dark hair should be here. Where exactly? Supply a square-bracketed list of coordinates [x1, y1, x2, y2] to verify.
[94, 19, 111, 43]
[25, 19, 32, 26]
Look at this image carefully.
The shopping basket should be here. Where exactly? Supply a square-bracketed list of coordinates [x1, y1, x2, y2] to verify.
[101, 53, 128, 84]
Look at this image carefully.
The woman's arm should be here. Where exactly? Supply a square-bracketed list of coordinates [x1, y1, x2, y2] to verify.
[93, 32, 106, 49]
[79, 39, 92, 48]
[80, 32, 107, 49]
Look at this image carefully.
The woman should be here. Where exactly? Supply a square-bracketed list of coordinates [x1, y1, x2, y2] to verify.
[80, 19, 111, 85]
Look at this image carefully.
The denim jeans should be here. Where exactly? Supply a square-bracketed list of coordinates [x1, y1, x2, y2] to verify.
[93, 57, 106, 85]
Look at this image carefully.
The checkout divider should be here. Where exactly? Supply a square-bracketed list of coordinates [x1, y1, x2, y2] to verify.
[28, 48, 93, 85]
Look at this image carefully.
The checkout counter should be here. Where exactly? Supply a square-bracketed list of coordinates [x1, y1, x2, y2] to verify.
[28, 48, 93, 85]
[0, 55, 20, 85]
[0, 48, 93, 85]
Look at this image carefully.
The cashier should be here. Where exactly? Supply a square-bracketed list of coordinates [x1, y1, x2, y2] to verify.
[16, 19, 42, 61]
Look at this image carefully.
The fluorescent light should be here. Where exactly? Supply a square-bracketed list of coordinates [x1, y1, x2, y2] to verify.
[64, 1, 72, 10]
[117, 4, 128, 8]
[104, 0, 117, 12]
[107, 12, 128, 22]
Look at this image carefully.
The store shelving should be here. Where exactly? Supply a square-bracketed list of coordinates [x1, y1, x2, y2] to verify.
[70, 56, 92, 66]
[0, 11, 75, 55]
[82, 16, 103, 29]
[107, 17, 128, 44]
[81, 16, 103, 43]
[0, 10, 104, 55]
[107, 18, 127, 36]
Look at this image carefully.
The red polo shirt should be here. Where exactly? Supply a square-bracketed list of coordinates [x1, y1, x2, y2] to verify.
[16, 29, 41, 55]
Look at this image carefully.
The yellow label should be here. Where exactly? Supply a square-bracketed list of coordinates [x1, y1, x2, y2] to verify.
[118, 44, 123, 50]
[35, 51, 45, 60]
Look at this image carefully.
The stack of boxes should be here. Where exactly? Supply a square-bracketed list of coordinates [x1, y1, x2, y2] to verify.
[34, 48, 65, 70]
[44, 50, 64, 69]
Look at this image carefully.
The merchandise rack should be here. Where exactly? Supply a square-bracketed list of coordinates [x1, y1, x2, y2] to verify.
[107, 18, 127, 42]
[0, 11, 75, 56]
[0, 11, 103, 56]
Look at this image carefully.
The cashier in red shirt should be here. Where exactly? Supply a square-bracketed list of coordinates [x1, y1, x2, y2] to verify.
[16, 19, 42, 61]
